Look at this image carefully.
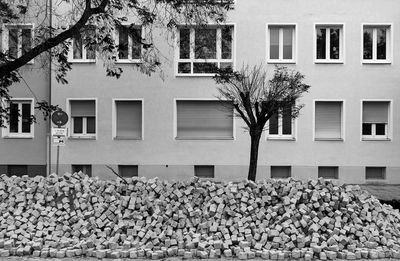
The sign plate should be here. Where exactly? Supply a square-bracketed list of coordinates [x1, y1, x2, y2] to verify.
[51, 110, 69, 127]
[52, 127, 67, 137]
[52, 137, 66, 146]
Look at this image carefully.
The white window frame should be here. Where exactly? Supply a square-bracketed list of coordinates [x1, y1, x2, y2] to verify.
[1, 98, 35, 139]
[173, 98, 236, 140]
[115, 24, 143, 64]
[175, 23, 236, 77]
[112, 98, 144, 140]
[66, 98, 97, 140]
[266, 23, 297, 64]
[68, 29, 97, 63]
[314, 23, 345, 64]
[361, 23, 393, 64]
[313, 99, 345, 141]
[1, 23, 34, 64]
[361, 99, 392, 141]
[266, 106, 296, 141]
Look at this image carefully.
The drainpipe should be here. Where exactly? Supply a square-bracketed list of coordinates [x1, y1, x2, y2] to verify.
[47, 0, 53, 176]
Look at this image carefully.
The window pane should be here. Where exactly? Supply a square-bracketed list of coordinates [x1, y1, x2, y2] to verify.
[9, 103, 19, 133]
[269, 113, 278, 135]
[220, 62, 233, 70]
[377, 28, 386, 60]
[375, 123, 386, 135]
[131, 28, 141, 59]
[282, 28, 293, 60]
[221, 26, 232, 59]
[316, 28, 326, 59]
[84, 27, 96, 60]
[73, 117, 83, 134]
[282, 105, 292, 135]
[366, 167, 385, 180]
[178, 62, 191, 73]
[362, 123, 372, 135]
[118, 26, 129, 59]
[363, 28, 373, 59]
[86, 117, 96, 134]
[8, 28, 18, 58]
[21, 103, 31, 133]
[269, 28, 279, 59]
[179, 29, 190, 59]
[193, 62, 217, 74]
[73, 34, 83, 59]
[21, 29, 32, 56]
[195, 28, 216, 59]
[330, 28, 340, 59]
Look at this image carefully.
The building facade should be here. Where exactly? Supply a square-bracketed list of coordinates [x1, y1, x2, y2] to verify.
[1, 0, 400, 183]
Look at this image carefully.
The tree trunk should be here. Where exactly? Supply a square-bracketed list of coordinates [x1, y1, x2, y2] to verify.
[247, 133, 261, 181]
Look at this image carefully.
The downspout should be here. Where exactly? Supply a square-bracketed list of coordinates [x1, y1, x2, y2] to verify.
[47, 0, 53, 176]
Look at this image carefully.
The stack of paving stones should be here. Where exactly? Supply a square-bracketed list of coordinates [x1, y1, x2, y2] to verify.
[0, 172, 399, 260]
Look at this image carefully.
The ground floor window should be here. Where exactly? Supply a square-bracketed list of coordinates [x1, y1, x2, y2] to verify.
[271, 166, 291, 179]
[194, 165, 214, 178]
[118, 165, 138, 177]
[318, 166, 339, 179]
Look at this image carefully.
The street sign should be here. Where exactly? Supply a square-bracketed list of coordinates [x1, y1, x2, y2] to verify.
[52, 127, 67, 137]
[51, 110, 68, 127]
[52, 136, 66, 146]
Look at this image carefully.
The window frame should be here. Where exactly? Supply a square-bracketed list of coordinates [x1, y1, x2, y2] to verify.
[313, 99, 345, 141]
[1, 23, 34, 64]
[68, 27, 97, 63]
[361, 99, 392, 141]
[1, 98, 35, 139]
[173, 98, 236, 140]
[112, 98, 144, 140]
[314, 23, 345, 64]
[266, 23, 297, 64]
[114, 24, 143, 64]
[175, 23, 236, 77]
[361, 23, 393, 64]
[67, 98, 97, 140]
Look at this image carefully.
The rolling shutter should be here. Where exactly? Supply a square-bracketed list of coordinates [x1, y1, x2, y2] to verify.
[363, 102, 388, 123]
[177, 101, 233, 139]
[315, 101, 342, 139]
[70, 100, 95, 117]
[116, 101, 142, 139]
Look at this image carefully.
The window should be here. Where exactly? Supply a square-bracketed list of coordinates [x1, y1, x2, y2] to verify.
[116, 25, 142, 61]
[366, 167, 386, 180]
[176, 100, 234, 140]
[194, 165, 214, 178]
[271, 166, 291, 179]
[70, 26, 96, 62]
[267, 25, 295, 63]
[315, 24, 343, 62]
[363, 25, 391, 63]
[4, 24, 33, 60]
[318, 166, 338, 179]
[69, 100, 96, 138]
[114, 100, 142, 140]
[72, 165, 92, 177]
[2, 99, 34, 138]
[315, 101, 343, 140]
[362, 101, 390, 140]
[268, 104, 294, 139]
[7, 165, 28, 177]
[177, 25, 234, 75]
[118, 165, 138, 178]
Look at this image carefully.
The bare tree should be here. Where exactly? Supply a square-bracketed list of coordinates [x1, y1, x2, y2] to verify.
[214, 65, 310, 181]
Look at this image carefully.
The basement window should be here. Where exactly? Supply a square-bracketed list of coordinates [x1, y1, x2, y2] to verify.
[194, 165, 215, 178]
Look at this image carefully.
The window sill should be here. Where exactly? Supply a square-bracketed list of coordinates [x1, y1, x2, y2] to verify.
[114, 137, 142, 140]
[314, 60, 344, 64]
[2, 135, 34, 139]
[176, 73, 216, 77]
[267, 136, 296, 141]
[69, 59, 96, 64]
[69, 136, 96, 140]
[175, 137, 234, 140]
[362, 60, 391, 64]
[116, 60, 142, 64]
[362, 137, 391, 141]
[314, 138, 344, 141]
[267, 60, 296, 64]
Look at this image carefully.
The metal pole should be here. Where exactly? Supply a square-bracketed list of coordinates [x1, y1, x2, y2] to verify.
[56, 145, 60, 174]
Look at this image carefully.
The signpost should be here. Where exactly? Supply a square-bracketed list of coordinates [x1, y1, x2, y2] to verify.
[51, 109, 69, 174]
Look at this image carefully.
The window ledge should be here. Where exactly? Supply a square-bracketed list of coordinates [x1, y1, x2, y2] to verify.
[69, 59, 96, 64]
[267, 60, 296, 64]
[362, 137, 391, 141]
[362, 60, 391, 64]
[114, 137, 143, 140]
[314, 60, 344, 64]
[116, 60, 142, 64]
[175, 74, 216, 78]
[267, 136, 296, 141]
[69, 136, 96, 140]
[314, 138, 344, 141]
[2, 135, 33, 139]
[175, 137, 234, 140]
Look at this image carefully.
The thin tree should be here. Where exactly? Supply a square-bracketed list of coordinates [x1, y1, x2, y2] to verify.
[214, 65, 310, 181]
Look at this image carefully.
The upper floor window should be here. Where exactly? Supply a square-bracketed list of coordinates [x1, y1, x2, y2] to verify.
[363, 25, 391, 63]
[70, 26, 96, 62]
[3, 24, 33, 60]
[116, 25, 142, 62]
[177, 25, 234, 75]
[315, 24, 344, 63]
[69, 100, 96, 139]
[267, 25, 296, 63]
[362, 101, 390, 140]
[268, 104, 294, 140]
[2, 99, 34, 138]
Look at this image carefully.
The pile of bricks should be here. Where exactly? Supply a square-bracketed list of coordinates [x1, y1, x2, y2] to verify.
[0, 172, 399, 260]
